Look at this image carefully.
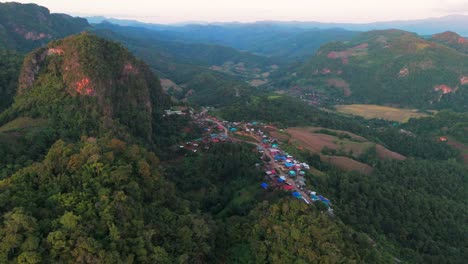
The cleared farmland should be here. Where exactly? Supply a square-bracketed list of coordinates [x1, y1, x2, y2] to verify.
[273, 127, 406, 174]
[335, 104, 433, 123]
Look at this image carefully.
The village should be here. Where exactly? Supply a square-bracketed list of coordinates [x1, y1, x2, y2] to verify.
[173, 107, 334, 213]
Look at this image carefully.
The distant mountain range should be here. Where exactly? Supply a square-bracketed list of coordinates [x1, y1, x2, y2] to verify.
[86, 14, 468, 36]
[89, 19, 359, 62]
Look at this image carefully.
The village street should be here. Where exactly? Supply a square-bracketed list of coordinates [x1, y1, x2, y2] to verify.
[205, 118, 228, 137]
[243, 125, 314, 204]
[189, 109, 329, 209]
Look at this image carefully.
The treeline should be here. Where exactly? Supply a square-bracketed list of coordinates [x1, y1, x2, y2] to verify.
[403, 110, 468, 143]
[0, 49, 22, 112]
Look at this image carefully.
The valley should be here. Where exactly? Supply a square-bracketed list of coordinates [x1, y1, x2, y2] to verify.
[0, 2, 467, 263]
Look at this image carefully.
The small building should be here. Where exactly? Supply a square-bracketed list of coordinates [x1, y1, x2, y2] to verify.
[439, 137, 448, 142]
[292, 192, 302, 199]
[261, 182, 268, 189]
[310, 194, 319, 201]
[270, 148, 280, 152]
[289, 170, 297, 177]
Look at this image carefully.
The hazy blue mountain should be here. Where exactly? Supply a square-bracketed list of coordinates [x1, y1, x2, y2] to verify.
[90, 20, 358, 61]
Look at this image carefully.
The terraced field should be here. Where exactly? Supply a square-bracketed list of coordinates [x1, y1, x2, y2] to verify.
[272, 126, 406, 174]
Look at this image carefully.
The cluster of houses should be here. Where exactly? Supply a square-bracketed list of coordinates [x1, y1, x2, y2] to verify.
[185, 109, 333, 211]
[180, 117, 233, 152]
[254, 128, 333, 210]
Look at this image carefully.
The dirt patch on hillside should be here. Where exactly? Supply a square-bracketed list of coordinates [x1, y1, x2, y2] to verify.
[321, 155, 374, 175]
[270, 131, 290, 142]
[460, 76, 468, 85]
[249, 79, 268, 87]
[307, 127, 368, 142]
[446, 138, 468, 164]
[327, 43, 368, 64]
[434, 84, 456, 94]
[287, 128, 339, 153]
[327, 78, 351, 96]
[375, 144, 406, 160]
[286, 127, 374, 158]
[160, 78, 182, 92]
[398, 67, 409, 78]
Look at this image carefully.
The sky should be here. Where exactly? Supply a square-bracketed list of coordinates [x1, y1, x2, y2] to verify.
[10, 0, 468, 24]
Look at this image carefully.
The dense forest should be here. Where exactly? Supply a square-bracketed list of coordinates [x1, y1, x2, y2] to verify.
[0, 49, 22, 112]
[312, 159, 467, 263]
[0, 3, 467, 263]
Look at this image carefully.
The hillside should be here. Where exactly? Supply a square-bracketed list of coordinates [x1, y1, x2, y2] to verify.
[1, 33, 169, 143]
[0, 49, 23, 112]
[289, 30, 468, 110]
[431, 31, 468, 54]
[93, 25, 266, 106]
[0, 2, 89, 52]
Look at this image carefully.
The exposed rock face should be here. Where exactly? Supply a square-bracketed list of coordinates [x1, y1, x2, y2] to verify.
[399, 67, 409, 78]
[434, 84, 456, 94]
[460, 76, 468, 85]
[47, 48, 64, 55]
[13, 25, 51, 40]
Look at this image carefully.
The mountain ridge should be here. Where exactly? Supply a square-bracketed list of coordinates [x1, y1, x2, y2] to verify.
[0, 2, 90, 52]
[86, 14, 468, 36]
[287, 29, 468, 110]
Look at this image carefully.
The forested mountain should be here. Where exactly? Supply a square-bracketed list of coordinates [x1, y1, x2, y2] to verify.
[0, 2, 89, 52]
[0, 2, 90, 112]
[284, 29, 468, 110]
[93, 22, 275, 69]
[0, 3, 467, 263]
[90, 20, 358, 61]
[431, 31, 468, 54]
[93, 24, 268, 106]
[2, 33, 169, 143]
